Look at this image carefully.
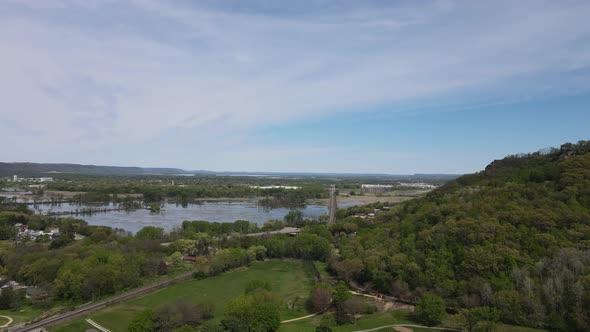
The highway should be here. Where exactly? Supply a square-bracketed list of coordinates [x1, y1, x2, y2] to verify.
[10, 271, 194, 332]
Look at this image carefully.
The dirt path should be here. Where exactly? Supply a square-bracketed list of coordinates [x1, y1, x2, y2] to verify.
[0, 315, 14, 328]
[281, 312, 320, 323]
[352, 324, 462, 332]
[393, 327, 413, 332]
[350, 290, 382, 300]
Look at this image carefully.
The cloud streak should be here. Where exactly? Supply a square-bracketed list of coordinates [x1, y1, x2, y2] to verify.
[1, 0, 589, 171]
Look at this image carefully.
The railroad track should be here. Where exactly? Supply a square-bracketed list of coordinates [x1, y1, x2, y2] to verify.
[10, 271, 194, 332]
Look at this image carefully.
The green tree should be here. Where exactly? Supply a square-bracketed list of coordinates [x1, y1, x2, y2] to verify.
[332, 258, 363, 283]
[136, 226, 165, 241]
[284, 210, 304, 227]
[128, 309, 155, 332]
[333, 281, 351, 305]
[317, 313, 335, 331]
[0, 288, 21, 310]
[247, 245, 267, 261]
[251, 300, 280, 332]
[222, 293, 280, 332]
[457, 306, 500, 332]
[193, 233, 212, 255]
[415, 293, 446, 326]
[333, 281, 351, 325]
[291, 234, 332, 261]
[54, 260, 85, 300]
[171, 239, 197, 255]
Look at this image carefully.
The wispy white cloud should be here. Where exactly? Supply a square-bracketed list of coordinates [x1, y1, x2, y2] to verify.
[1, 0, 589, 171]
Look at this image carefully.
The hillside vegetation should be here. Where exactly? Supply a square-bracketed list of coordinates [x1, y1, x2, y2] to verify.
[333, 141, 590, 331]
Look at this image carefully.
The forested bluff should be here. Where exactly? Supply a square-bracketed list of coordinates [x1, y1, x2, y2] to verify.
[332, 140, 590, 330]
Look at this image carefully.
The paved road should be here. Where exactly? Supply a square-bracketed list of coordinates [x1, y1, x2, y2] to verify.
[328, 184, 337, 224]
[10, 271, 194, 332]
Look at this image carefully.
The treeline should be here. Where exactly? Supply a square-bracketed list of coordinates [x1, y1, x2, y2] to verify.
[49, 182, 259, 202]
[47, 180, 328, 206]
[182, 220, 265, 236]
[0, 205, 173, 306]
[181, 210, 328, 237]
[1, 230, 168, 303]
[329, 140, 590, 331]
[169, 231, 333, 265]
[258, 186, 325, 208]
[246, 233, 332, 261]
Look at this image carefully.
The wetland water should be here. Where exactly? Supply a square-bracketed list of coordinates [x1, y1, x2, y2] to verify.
[19, 200, 353, 233]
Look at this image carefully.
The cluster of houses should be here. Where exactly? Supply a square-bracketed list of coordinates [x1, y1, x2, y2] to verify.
[361, 182, 438, 194]
[360, 184, 394, 194]
[1, 175, 55, 193]
[0, 279, 27, 292]
[353, 206, 391, 219]
[0, 276, 49, 300]
[7, 175, 54, 183]
[14, 223, 60, 241]
[249, 185, 301, 190]
[398, 182, 437, 189]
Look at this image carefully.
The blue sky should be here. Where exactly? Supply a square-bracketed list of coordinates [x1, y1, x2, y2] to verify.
[0, 0, 589, 174]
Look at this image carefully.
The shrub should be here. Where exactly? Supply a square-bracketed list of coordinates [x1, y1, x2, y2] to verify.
[245, 280, 272, 294]
[309, 283, 333, 312]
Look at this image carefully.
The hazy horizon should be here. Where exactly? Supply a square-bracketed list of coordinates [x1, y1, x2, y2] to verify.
[0, 160, 464, 176]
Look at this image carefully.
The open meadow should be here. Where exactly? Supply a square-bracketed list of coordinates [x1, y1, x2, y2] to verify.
[30, 257, 545, 332]
[51, 260, 313, 332]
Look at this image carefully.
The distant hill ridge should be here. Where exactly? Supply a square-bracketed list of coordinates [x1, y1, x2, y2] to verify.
[0, 162, 208, 176]
[0, 162, 459, 178]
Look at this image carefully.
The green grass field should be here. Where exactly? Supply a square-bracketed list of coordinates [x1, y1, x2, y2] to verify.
[280, 310, 418, 332]
[49, 259, 547, 332]
[52, 260, 314, 332]
[0, 306, 43, 326]
[279, 310, 548, 332]
[0, 315, 10, 326]
[493, 325, 546, 332]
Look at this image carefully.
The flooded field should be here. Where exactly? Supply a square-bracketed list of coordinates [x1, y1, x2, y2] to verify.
[24, 200, 355, 233]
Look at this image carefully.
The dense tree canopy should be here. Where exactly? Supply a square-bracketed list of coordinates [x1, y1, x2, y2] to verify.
[331, 141, 590, 331]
